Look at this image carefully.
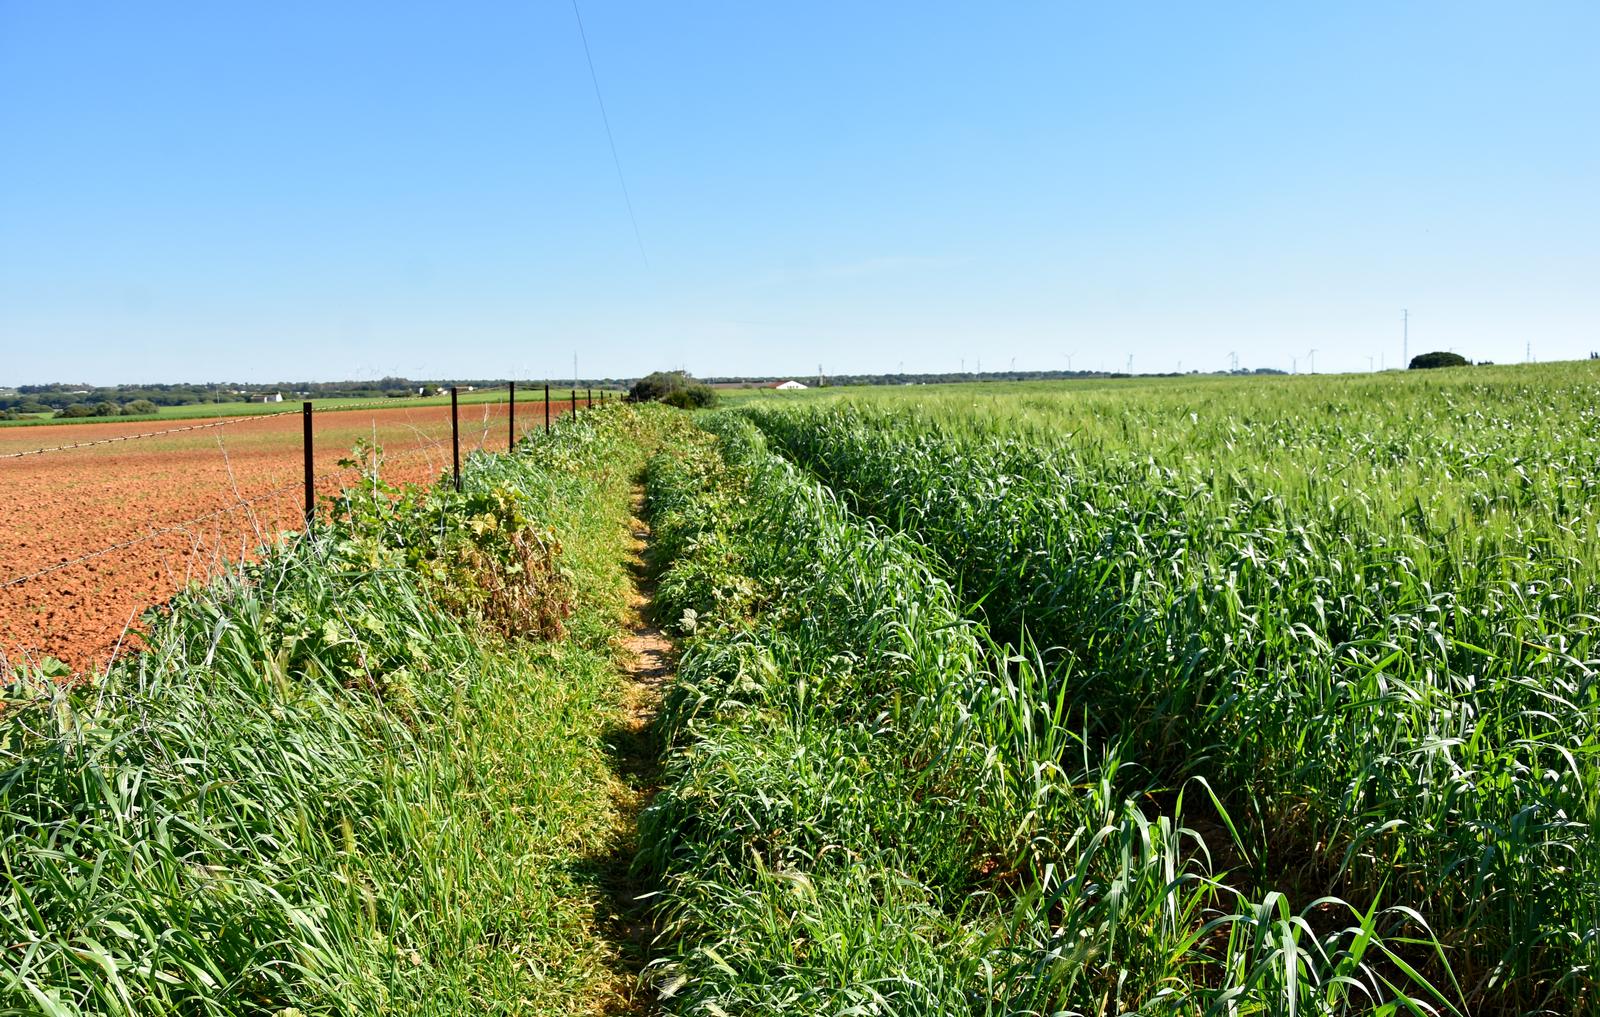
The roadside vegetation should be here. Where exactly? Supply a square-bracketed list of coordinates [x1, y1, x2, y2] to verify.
[0, 405, 679, 1015]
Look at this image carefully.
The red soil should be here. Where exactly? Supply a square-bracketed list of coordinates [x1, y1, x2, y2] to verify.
[0, 397, 586, 673]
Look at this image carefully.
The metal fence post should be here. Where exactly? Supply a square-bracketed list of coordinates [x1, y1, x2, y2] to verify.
[302, 401, 314, 527]
[450, 386, 461, 491]
[571, 388, 577, 421]
[544, 383, 551, 434]
[508, 380, 516, 451]
[587, 387, 593, 411]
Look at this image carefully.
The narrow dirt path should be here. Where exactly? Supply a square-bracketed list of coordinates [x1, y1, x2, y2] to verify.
[619, 488, 674, 734]
[596, 485, 673, 1014]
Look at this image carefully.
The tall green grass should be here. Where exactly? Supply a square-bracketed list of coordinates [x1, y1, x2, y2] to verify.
[0, 405, 677, 1015]
[639, 413, 1451, 1015]
[739, 365, 1600, 1015]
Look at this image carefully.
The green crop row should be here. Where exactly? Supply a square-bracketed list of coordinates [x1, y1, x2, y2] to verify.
[739, 374, 1600, 1015]
[636, 413, 1450, 1015]
[0, 405, 679, 1016]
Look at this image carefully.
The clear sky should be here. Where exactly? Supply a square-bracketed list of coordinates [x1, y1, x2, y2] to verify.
[2, 2, 1596, 384]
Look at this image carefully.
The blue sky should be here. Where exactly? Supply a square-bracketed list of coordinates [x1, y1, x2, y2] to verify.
[2, 2, 1596, 383]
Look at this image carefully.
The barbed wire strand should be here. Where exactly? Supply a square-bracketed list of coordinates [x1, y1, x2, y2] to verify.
[0, 430, 481, 593]
[0, 387, 544, 594]
[0, 411, 296, 459]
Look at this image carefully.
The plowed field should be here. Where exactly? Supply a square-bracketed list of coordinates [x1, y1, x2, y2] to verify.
[1, 397, 583, 672]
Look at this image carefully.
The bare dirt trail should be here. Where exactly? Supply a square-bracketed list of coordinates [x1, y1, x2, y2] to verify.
[620, 490, 674, 726]
[594, 485, 674, 1014]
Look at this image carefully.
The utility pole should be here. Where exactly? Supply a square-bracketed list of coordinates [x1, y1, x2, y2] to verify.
[1402, 309, 1409, 367]
[573, 352, 578, 393]
[1526, 341, 1532, 364]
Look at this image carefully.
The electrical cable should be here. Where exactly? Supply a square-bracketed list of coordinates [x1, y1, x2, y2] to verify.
[571, 0, 649, 266]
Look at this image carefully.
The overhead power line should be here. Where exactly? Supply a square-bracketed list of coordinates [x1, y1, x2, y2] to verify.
[570, 0, 649, 266]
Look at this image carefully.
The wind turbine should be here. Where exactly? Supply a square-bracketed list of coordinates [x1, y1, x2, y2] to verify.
[1307, 348, 1319, 374]
[1065, 352, 1076, 371]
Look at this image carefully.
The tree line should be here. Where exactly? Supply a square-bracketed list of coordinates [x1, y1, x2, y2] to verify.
[0, 377, 629, 418]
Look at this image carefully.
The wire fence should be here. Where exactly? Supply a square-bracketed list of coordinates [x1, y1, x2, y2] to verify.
[0, 411, 297, 459]
[0, 384, 612, 671]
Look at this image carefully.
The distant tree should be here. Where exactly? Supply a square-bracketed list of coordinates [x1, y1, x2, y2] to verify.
[1408, 351, 1470, 370]
[0, 408, 17, 421]
[122, 399, 159, 415]
[57, 405, 96, 418]
[93, 401, 121, 416]
[627, 370, 718, 408]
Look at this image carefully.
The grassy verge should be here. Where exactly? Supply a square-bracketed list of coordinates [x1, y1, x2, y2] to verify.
[637, 414, 1449, 1015]
[0, 404, 679, 1015]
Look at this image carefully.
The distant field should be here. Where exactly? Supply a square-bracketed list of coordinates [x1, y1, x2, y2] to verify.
[0, 385, 621, 428]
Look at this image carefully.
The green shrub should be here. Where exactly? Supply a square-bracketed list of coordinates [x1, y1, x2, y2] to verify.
[328, 441, 574, 641]
[628, 370, 718, 408]
[1408, 350, 1469, 368]
[122, 399, 159, 415]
